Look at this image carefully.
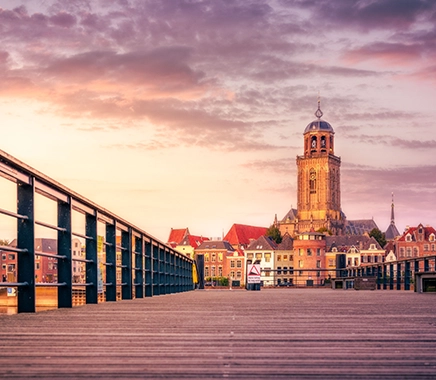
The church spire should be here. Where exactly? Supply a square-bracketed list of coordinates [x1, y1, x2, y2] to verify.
[390, 192, 396, 226]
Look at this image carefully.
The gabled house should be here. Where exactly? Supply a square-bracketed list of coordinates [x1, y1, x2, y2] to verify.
[275, 234, 294, 286]
[167, 228, 190, 248]
[245, 235, 277, 287]
[395, 224, 436, 259]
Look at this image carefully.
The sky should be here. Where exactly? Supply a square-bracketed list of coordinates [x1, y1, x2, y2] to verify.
[0, 0, 435, 243]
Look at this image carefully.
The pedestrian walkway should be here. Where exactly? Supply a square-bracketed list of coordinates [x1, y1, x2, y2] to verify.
[1, 288, 435, 379]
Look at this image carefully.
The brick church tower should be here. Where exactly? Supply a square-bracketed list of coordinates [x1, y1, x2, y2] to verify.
[279, 100, 345, 236]
[296, 100, 344, 234]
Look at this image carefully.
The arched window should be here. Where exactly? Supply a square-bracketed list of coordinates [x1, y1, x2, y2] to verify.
[311, 136, 317, 150]
[309, 169, 316, 194]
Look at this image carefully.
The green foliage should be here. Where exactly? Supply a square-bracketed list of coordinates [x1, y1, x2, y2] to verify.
[266, 225, 282, 244]
[205, 276, 229, 286]
[369, 228, 386, 248]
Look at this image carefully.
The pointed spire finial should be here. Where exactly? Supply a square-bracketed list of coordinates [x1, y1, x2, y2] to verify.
[315, 93, 323, 119]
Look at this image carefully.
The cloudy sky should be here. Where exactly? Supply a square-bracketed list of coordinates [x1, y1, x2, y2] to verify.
[1, 0, 435, 242]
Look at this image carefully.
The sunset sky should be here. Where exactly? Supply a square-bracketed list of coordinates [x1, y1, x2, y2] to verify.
[1, 0, 435, 242]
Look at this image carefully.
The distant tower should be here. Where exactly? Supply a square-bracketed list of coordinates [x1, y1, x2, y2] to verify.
[296, 98, 344, 233]
[385, 192, 400, 241]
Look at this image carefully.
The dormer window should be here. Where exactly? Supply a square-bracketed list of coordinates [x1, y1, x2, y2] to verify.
[406, 234, 412, 242]
[370, 244, 376, 250]
[430, 234, 435, 242]
[332, 247, 337, 253]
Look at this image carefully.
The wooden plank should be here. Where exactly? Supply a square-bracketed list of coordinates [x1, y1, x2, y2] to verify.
[0, 289, 436, 378]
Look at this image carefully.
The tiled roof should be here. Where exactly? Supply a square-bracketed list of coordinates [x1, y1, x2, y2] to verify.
[325, 235, 382, 252]
[246, 235, 278, 251]
[167, 228, 190, 247]
[223, 224, 267, 246]
[277, 234, 294, 250]
[196, 240, 235, 251]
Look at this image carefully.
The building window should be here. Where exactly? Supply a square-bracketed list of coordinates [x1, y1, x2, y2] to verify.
[413, 247, 418, 257]
[211, 266, 216, 277]
[277, 255, 282, 261]
[204, 253, 209, 262]
[218, 253, 223, 262]
[218, 266, 223, 277]
[247, 253, 253, 260]
[299, 249, 304, 256]
[406, 234, 412, 242]
[424, 244, 429, 252]
[265, 253, 271, 262]
[211, 253, 216, 262]
[316, 249, 321, 256]
[431, 244, 435, 252]
[8, 254, 15, 260]
[406, 248, 412, 257]
[277, 267, 282, 275]
[399, 248, 405, 257]
[283, 267, 288, 275]
[236, 260, 242, 268]
[230, 271, 235, 278]
[299, 260, 303, 268]
[307, 249, 312, 256]
[236, 271, 241, 279]
[35, 263, 40, 270]
[361, 255, 366, 263]
[316, 260, 321, 268]
[354, 258, 359, 266]
[230, 261, 235, 268]
[255, 253, 262, 260]
[2, 254, 6, 260]
[430, 234, 435, 242]
[205, 267, 209, 277]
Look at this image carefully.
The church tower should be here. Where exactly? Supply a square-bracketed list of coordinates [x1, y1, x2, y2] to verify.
[295, 100, 344, 233]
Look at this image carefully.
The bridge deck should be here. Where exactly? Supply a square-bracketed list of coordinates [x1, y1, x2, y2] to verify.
[1, 288, 435, 379]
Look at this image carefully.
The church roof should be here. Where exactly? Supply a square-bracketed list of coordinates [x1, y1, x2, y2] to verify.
[281, 208, 298, 223]
[344, 219, 378, 235]
[385, 223, 400, 241]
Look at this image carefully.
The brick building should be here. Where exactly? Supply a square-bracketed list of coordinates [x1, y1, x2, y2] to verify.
[395, 224, 436, 259]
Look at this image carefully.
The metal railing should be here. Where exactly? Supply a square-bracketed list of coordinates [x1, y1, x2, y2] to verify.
[0, 149, 194, 312]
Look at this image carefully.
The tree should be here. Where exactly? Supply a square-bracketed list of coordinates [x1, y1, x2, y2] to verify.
[0, 239, 10, 246]
[369, 228, 386, 248]
[317, 227, 332, 235]
[266, 225, 282, 244]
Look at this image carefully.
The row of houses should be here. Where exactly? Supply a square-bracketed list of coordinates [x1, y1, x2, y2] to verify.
[168, 222, 436, 287]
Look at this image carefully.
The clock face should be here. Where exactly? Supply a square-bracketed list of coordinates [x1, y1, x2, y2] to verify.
[310, 173, 316, 180]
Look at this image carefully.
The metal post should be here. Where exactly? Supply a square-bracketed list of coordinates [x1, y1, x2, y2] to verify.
[134, 235, 144, 299]
[383, 264, 387, 290]
[86, 213, 98, 304]
[396, 262, 402, 290]
[105, 223, 116, 301]
[404, 261, 411, 291]
[57, 199, 72, 308]
[153, 244, 160, 295]
[121, 228, 132, 300]
[145, 241, 152, 297]
[17, 180, 35, 313]
[389, 263, 394, 290]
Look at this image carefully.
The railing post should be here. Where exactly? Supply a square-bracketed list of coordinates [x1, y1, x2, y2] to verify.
[145, 241, 152, 297]
[106, 223, 116, 301]
[86, 213, 98, 304]
[134, 235, 144, 299]
[382, 264, 387, 290]
[58, 198, 72, 308]
[17, 180, 35, 313]
[424, 258, 429, 272]
[404, 261, 411, 291]
[396, 262, 402, 290]
[389, 263, 394, 290]
[152, 243, 160, 295]
[121, 228, 132, 300]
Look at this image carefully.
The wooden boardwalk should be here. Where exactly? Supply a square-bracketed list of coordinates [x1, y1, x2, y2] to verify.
[1, 288, 435, 379]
